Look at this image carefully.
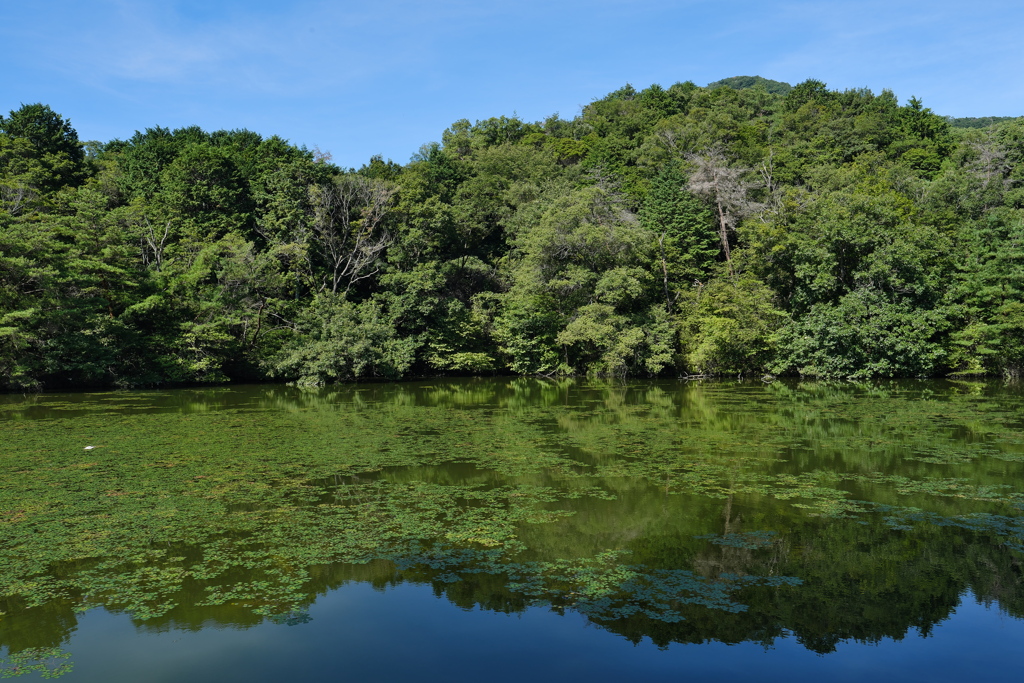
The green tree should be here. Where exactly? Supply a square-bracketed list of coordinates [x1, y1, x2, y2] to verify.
[677, 267, 786, 375]
[158, 143, 253, 241]
[773, 287, 948, 379]
[0, 103, 85, 190]
[639, 161, 719, 311]
[945, 211, 1024, 377]
[268, 294, 416, 385]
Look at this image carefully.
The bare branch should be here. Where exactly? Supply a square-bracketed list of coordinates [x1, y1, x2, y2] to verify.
[308, 175, 397, 294]
[0, 180, 34, 217]
[141, 218, 171, 271]
[685, 147, 763, 275]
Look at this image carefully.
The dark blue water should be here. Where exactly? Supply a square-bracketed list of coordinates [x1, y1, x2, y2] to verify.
[54, 583, 1024, 682]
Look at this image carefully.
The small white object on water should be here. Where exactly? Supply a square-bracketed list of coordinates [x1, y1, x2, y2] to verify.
[84, 446, 95, 450]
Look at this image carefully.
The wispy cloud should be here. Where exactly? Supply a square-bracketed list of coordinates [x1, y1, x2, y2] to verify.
[4, 0, 1022, 165]
[16, 1, 437, 95]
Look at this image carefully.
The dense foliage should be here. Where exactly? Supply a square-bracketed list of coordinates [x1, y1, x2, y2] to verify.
[707, 75, 793, 94]
[2, 81, 1024, 388]
[948, 116, 1018, 129]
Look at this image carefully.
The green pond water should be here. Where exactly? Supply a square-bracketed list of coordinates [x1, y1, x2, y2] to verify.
[2, 378, 1024, 681]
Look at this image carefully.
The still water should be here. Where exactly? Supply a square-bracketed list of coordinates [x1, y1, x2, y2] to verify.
[2, 378, 1023, 681]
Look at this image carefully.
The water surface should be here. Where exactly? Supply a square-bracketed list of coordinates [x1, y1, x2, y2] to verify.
[2, 378, 1023, 680]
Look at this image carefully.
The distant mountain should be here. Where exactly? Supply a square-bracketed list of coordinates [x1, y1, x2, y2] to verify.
[947, 116, 1020, 129]
[707, 75, 793, 95]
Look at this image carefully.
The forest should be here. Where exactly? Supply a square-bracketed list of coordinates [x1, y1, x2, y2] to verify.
[1, 76, 1022, 389]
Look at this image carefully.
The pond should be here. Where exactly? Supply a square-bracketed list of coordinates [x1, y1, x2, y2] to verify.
[2, 378, 1024, 681]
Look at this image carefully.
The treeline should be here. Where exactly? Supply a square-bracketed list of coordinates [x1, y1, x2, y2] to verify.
[1, 78, 1023, 389]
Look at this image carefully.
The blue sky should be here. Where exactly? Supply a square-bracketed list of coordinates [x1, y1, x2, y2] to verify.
[3, 0, 1022, 168]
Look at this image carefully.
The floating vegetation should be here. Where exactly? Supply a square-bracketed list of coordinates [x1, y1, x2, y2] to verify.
[694, 531, 779, 550]
[2, 378, 1024, 657]
[387, 545, 802, 623]
[0, 647, 72, 679]
[848, 473, 1024, 506]
[268, 610, 313, 626]
[871, 504, 1024, 547]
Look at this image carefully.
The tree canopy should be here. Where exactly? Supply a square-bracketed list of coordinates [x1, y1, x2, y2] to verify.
[2, 80, 1023, 389]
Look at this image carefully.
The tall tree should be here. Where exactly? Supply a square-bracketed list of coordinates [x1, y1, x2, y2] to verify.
[638, 162, 718, 311]
[0, 104, 84, 166]
[0, 104, 86, 195]
[685, 148, 760, 274]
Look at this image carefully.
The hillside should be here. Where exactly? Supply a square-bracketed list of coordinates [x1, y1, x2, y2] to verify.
[2, 79, 1023, 388]
[707, 75, 793, 94]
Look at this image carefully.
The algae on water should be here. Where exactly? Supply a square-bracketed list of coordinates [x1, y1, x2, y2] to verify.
[2, 378, 1024, 661]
